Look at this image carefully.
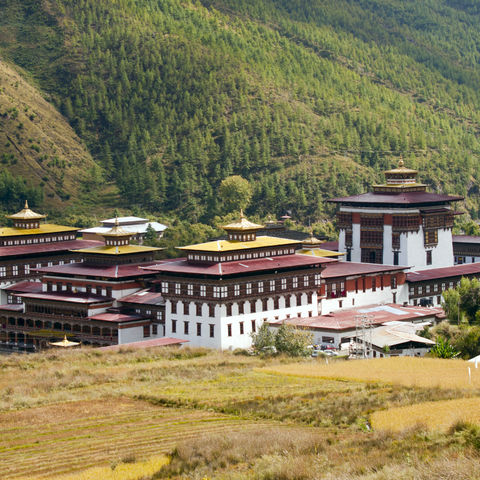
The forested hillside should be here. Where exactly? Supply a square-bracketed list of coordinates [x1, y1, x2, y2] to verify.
[1, 0, 480, 224]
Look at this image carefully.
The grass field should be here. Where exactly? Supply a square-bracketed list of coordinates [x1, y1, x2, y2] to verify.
[1, 348, 480, 479]
[371, 397, 480, 433]
[260, 357, 480, 390]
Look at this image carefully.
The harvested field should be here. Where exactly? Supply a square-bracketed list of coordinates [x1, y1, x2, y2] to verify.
[371, 397, 480, 432]
[260, 357, 480, 390]
[0, 397, 271, 479]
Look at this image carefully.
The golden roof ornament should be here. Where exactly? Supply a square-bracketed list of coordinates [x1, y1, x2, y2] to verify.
[222, 211, 263, 231]
[6, 200, 46, 221]
[102, 217, 132, 237]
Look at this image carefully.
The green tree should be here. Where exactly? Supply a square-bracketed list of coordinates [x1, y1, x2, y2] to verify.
[218, 176, 252, 214]
[274, 323, 313, 357]
[251, 323, 275, 353]
[431, 336, 459, 359]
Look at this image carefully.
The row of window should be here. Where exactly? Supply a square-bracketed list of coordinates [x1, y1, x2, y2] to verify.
[1, 234, 76, 246]
[409, 280, 460, 296]
[162, 275, 321, 297]
[0, 259, 76, 277]
[46, 282, 113, 297]
[170, 293, 313, 316]
[187, 248, 296, 263]
[171, 319, 257, 338]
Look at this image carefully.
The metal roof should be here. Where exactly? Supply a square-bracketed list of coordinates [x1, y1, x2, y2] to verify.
[329, 192, 463, 206]
[0, 239, 102, 258]
[143, 254, 334, 277]
[406, 263, 480, 282]
[178, 235, 300, 252]
[322, 261, 407, 279]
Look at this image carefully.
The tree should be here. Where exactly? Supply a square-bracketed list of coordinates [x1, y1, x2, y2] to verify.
[431, 336, 459, 359]
[144, 223, 158, 246]
[218, 176, 252, 214]
[251, 323, 275, 353]
[274, 323, 313, 357]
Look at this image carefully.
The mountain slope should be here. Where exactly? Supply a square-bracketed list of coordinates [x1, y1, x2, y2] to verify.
[0, 60, 100, 209]
[1, 0, 480, 221]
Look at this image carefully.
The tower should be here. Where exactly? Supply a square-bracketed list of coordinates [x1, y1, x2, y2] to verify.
[330, 160, 463, 271]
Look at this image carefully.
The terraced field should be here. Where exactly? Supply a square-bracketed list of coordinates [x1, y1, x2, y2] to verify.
[0, 398, 273, 479]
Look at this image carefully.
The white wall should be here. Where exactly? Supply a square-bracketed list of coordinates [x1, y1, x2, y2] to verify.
[164, 293, 320, 350]
[118, 325, 144, 344]
[320, 283, 409, 315]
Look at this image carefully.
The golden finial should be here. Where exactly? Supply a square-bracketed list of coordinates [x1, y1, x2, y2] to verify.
[24, 200, 29, 209]
[398, 158, 404, 168]
[240, 208, 245, 219]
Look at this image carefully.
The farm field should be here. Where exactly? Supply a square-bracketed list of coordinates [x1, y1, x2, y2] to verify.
[261, 357, 480, 389]
[1, 348, 480, 479]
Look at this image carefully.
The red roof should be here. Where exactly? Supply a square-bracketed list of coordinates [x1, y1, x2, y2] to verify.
[98, 337, 188, 351]
[5, 281, 43, 293]
[322, 261, 407, 279]
[329, 192, 463, 206]
[452, 235, 480, 245]
[35, 262, 158, 279]
[88, 312, 145, 323]
[143, 254, 335, 277]
[268, 304, 445, 331]
[0, 304, 24, 312]
[0, 240, 103, 258]
[119, 289, 164, 305]
[319, 241, 339, 252]
[17, 292, 113, 304]
[406, 263, 480, 282]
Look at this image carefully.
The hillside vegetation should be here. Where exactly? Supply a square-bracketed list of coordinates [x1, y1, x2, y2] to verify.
[0, 61, 99, 210]
[1, 0, 480, 223]
[0, 348, 479, 479]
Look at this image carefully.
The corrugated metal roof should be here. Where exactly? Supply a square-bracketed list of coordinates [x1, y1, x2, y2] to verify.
[0, 240, 102, 258]
[143, 254, 334, 277]
[406, 263, 480, 282]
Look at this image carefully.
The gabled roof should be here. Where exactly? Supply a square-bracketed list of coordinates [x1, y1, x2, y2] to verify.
[406, 262, 480, 282]
[178, 236, 300, 253]
[144, 254, 334, 277]
[329, 192, 463, 206]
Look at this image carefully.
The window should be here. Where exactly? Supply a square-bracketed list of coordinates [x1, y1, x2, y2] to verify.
[234, 284, 240, 296]
[239, 322, 244, 335]
[227, 324, 232, 337]
[258, 282, 264, 293]
[143, 325, 150, 338]
[409, 287, 414, 295]
[426, 250, 432, 265]
[209, 304, 215, 317]
[196, 322, 201, 336]
[314, 274, 321, 286]
[303, 276, 309, 287]
[246, 283, 252, 294]
[188, 284, 193, 295]
[372, 277, 376, 292]
[0, 266, 6, 277]
[175, 283, 181, 295]
[293, 277, 298, 288]
[156, 311, 163, 321]
[162, 282, 169, 293]
[200, 285, 206, 297]
[281, 278, 287, 290]
[209, 324, 215, 338]
[426, 285, 431, 294]
[391, 276, 397, 289]
[184, 321, 189, 335]
[213, 286, 220, 298]
[238, 302, 244, 315]
[442, 283, 446, 291]
[171, 302, 177, 314]
[251, 320, 256, 333]
[270, 280, 276, 291]
[393, 251, 399, 266]
[172, 320, 177, 333]
[12, 265, 18, 276]
[418, 286, 423, 295]
[196, 303, 202, 316]
[152, 324, 158, 336]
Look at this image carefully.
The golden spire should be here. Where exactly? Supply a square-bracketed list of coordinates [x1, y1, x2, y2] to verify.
[6, 200, 46, 221]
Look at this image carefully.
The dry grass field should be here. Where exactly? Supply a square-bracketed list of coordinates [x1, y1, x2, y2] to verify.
[260, 356, 480, 390]
[1, 348, 480, 479]
[371, 397, 480, 433]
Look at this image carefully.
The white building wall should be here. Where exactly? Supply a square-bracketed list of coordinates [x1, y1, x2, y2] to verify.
[118, 325, 144, 344]
[351, 223, 361, 262]
[164, 293, 319, 351]
[383, 225, 393, 265]
[338, 230, 346, 258]
[321, 283, 409, 315]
